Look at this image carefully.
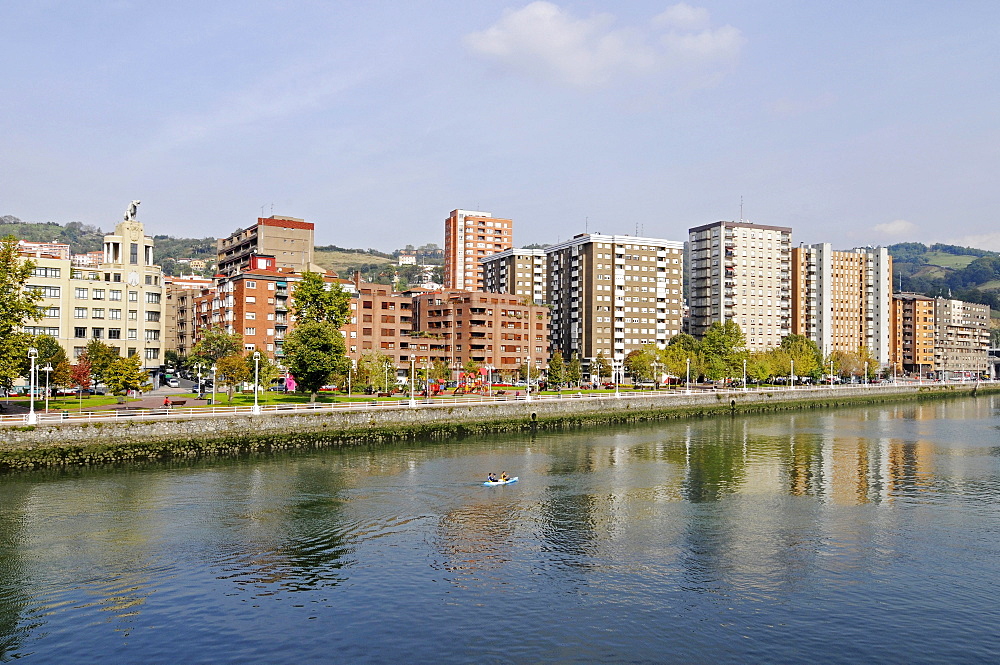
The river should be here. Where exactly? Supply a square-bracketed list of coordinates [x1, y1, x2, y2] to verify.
[1, 396, 999, 663]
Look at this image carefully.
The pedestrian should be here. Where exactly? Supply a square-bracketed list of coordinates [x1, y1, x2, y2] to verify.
[163, 396, 171, 408]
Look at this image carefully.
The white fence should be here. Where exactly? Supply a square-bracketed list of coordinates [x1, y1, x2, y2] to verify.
[3, 380, 989, 428]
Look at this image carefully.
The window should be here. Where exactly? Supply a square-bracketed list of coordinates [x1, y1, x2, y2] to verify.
[128, 291, 138, 302]
[110, 290, 122, 301]
[32, 285, 60, 298]
[145, 330, 159, 341]
[92, 328, 103, 339]
[245, 327, 256, 335]
[108, 328, 121, 340]
[74, 307, 88, 319]
[24, 326, 59, 336]
[246, 281, 256, 289]
[145, 311, 160, 322]
[245, 312, 256, 320]
[32, 266, 61, 278]
[74, 327, 87, 338]
[92, 289, 105, 300]
[128, 329, 137, 340]
[92, 308, 105, 319]
[109, 309, 122, 320]
[246, 296, 256, 304]
[113, 273, 121, 283]
[146, 292, 160, 304]
[128, 310, 137, 320]
[75, 288, 89, 299]
[145, 348, 159, 360]
[44, 307, 60, 318]
[73, 347, 85, 358]
[145, 275, 153, 285]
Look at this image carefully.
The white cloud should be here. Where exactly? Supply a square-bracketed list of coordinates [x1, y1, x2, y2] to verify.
[947, 232, 1000, 252]
[873, 219, 917, 236]
[465, 2, 745, 89]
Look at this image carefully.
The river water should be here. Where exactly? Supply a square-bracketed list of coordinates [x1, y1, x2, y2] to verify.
[2, 396, 999, 664]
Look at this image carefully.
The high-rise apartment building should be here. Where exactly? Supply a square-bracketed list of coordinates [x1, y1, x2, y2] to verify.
[163, 275, 214, 357]
[443, 210, 513, 290]
[791, 244, 893, 365]
[891, 293, 936, 375]
[217, 215, 319, 277]
[480, 248, 547, 303]
[19, 217, 165, 373]
[688, 221, 792, 348]
[545, 234, 684, 365]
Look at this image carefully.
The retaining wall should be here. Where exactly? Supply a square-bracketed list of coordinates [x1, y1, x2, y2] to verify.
[0, 383, 994, 471]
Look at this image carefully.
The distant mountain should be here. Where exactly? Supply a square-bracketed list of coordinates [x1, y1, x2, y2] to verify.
[889, 242, 1000, 311]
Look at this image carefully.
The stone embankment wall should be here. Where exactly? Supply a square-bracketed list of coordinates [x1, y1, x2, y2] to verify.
[0, 383, 994, 472]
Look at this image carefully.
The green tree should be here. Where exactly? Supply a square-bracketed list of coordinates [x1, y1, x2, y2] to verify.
[0, 235, 42, 392]
[590, 351, 610, 383]
[356, 350, 395, 393]
[430, 359, 451, 382]
[624, 347, 655, 384]
[746, 351, 773, 384]
[284, 321, 349, 401]
[85, 340, 119, 386]
[700, 321, 747, 381]
[104, 354, 149, 402]
[547, 351, 564, 389]
[565, 352, 582, 387]
[250, 352, 282, 397]
[190, 326, 242, 366]
[291, 272, 350, 327]
[780, 334, 823, 379]
[668, 332, 700, 352]
[216, 353, 251, 401]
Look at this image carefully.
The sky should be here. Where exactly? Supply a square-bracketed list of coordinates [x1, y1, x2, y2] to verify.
[2, 1, 999, 252]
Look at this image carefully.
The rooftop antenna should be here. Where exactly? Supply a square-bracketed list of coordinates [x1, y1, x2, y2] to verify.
[270, 203, 274, 215]
[260, 204, 265, 217]
[635, 222, 639, 235]
[740, 196, 743, 223]
[585, 216, 588, 234]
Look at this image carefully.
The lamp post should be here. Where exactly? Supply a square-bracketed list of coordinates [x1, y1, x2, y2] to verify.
[43, 363, 53, 412]
[485, 364, 494, 397]
[685, 357, 691, 394]
[614, 359, 621, 398]
[26, 347, 37, 425]
[425, 358, 431, 399]
[347, 359, 353, 398]
[790, 359, 795, 389]
[525, 357, 532, 403]
[652, 360, 659, 390]
[830, 360, 834, 387]
[196, 363, 203, 399]
[409, 357, 416, 407]
[743, 357, 747, 392]
[252, 351, 261, 415]
[211, 364, 217, 405]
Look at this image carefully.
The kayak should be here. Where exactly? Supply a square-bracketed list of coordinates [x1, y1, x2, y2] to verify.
[483, 476, 518, 486]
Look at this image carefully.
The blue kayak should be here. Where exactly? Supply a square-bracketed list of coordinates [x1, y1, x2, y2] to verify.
[483, 476, 518, 486]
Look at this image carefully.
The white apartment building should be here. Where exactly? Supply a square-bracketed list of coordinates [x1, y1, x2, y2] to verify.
[481, 248, 548, 304]
[20, 217, 165, 373]
[792, 244, 893, 365]
[545, 233, 684, 366]
[688, 221, 792, 349]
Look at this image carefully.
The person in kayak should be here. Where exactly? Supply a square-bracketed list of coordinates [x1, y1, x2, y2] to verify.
[488, 473, 498, 483]
[500, 472, 509, 482]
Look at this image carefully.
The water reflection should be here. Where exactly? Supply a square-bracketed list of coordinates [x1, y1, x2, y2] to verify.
[0, 395, 997, 662]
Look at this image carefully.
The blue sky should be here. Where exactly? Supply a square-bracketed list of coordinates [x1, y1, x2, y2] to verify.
[2, 1, 998, 251]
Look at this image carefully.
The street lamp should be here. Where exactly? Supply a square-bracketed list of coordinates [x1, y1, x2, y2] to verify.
[525, 357, 532, 403]
[614, 359, 621, 398]
[26, 347, 37, 425]
[652, 360, 659, 390]
[790, 359, 795, 389]
[347, 359, 353, 398]
[252, 351, 261, 415]
[685, 357, 691, 394]
[43, 363, 53, 413]
[409, 357, 416, 407]
[211, 364, 217, 405]
[485, 364, 494, 397]
[829, 360, 834, 387]
[743, 357, 747, 392]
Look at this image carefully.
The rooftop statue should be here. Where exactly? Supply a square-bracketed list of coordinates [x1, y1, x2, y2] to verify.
[124, 200, 141, 222]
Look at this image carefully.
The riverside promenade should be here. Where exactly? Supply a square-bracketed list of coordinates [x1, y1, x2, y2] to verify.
[0, 381, 996, 471]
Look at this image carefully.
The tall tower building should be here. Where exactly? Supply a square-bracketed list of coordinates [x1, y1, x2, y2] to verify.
[688, 221, 792, 349]
[545, 233, 684, 366]
[480, 248, 547, 303]
[791, 244, 893, 365]
[443, 210, 513, 290]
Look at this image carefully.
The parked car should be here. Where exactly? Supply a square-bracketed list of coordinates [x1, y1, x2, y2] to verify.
[167, 379, 180, 388]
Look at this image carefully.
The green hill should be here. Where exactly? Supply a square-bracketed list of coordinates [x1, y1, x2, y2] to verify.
[889, 242, 1000, 311]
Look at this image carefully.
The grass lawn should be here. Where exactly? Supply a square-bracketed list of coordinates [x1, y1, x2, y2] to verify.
[923, 251, 977, 269]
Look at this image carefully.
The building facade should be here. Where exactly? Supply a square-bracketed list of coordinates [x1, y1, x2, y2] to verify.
[19, 218, 165, 373]
[688, 221, 792, 349]
[163, 275, 214, 358]
[890, 293, 936, 375]
[545, 233, 684, 366]
[443, 210, 513, 290]
[480, 248, 547, 304]
[791, 244, 893, 365]
[217, 215, 318, 277]
[933, 297, 990, 377]
[410, 290, 549, 377]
